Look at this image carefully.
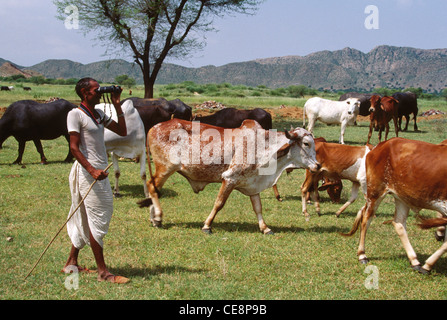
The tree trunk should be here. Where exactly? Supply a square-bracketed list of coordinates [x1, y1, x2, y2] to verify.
[142, 59, 153, 99]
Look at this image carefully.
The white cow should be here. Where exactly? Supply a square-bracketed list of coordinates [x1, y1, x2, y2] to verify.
[303, 97, 360, 144]
[96, 100, 148, 198]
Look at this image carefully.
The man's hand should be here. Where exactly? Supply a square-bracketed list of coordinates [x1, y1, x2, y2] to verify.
[89, 168, 109, 181]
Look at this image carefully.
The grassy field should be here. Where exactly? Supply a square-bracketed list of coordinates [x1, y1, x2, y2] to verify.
[1, 83, 447, 301]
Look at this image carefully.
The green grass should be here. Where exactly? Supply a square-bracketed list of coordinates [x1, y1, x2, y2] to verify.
[2, 85, 447, 300]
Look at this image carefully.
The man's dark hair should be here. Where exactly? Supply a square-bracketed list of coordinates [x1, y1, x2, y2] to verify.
[75, 77, 97, 99]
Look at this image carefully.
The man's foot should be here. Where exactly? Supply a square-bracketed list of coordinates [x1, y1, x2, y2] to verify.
[98, 274, 130, 284]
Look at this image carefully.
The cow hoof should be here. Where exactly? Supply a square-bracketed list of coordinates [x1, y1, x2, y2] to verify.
[434, 230, 445, 242]
[276, 196, 283, 202]
[359, 258, 369, 265]
[113, 192, 122, 198]
[263, 230, 274, 235]
[411, 264, 421, 271]
[202, 228, 212, 235]
[152, 220, 163, 228]
[418, 268, 431, 275]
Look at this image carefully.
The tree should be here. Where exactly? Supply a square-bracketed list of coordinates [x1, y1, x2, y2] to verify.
[54, 0, 262, 98]
[115, 74, 136, 88]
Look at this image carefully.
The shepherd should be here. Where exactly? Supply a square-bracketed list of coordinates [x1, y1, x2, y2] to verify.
[63, 77, 129, 284]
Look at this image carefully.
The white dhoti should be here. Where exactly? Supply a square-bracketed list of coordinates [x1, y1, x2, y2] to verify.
[67, 161, 113, 249]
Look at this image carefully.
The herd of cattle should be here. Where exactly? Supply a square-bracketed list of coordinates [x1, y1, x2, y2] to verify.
[1, 91, 447, 274]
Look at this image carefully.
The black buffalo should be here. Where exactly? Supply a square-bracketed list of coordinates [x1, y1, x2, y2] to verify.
[0, 99, 76, 164]
[134, 105, 173, 135]
[122, 97, 192, 122]
[193, 107, 273, 130]
[339, 92, 373, 116]
[392, 92, 418, 131]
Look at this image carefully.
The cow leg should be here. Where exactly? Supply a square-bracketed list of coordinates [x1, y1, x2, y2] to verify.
[202, 180, 235, 234]
[357, 196, 384, 264]
[393, 117, 399, 137]
[111, 153, 121, 197]
[13, 140, 26, 165]
[63, 134, 74, 162]
[336, 182, 360, 217]
[384, 124, 389, 141]
[340, 120, 348, 144]
[421, 239, 447, 273]
[139, 151, 149, 198]
[403, 115, 410, 131]
[306, 117, 315, 135]
[250, 193, 273, 235]
[413, 113, 419, 132]
[391, 198, 421, 270]
[144, 165, 176, 228]
[32, 139, 47, 164]
[272, 184, 282, 202]
[367, 124, 373, 144]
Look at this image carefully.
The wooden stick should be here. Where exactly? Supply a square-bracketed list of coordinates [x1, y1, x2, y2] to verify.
[24, 163, 113, 280]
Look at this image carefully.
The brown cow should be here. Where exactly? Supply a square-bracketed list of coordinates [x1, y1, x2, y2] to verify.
[367, 95, 399, 144]
[343, 138, 447, 274]
[138, 119, 320, 234]
[301, 140, 372, 220]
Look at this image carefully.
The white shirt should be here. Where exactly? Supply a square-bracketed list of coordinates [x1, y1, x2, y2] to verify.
[67, 107, 112, 169]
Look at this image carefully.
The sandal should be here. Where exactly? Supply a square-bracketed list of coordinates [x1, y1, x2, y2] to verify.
[99, 274, 130, 284]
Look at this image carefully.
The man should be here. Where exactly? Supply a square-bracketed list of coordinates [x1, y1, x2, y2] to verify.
[62, 78, 128, 284]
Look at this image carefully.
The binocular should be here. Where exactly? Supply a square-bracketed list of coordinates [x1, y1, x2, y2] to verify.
[96, 85, 122, 94]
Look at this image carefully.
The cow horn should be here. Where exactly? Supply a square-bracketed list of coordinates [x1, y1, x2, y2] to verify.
[285, 130, 298, 141]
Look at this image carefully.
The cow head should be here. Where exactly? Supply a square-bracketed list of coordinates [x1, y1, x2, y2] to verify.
[369, 95, 382, 114]
[345, 98, 361, 116]
[284, 127, 321, 173]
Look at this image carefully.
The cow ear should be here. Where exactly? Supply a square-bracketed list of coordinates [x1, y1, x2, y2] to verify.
[285, 130, 292, 140]
[277, 143, 292, 158]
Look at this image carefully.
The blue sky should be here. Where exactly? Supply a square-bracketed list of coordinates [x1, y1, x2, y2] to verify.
[0, 0, 446, 67]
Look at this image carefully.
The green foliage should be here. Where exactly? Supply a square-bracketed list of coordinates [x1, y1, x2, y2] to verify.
[114, 75, 136, 88]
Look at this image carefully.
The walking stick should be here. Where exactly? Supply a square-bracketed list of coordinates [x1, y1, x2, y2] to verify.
[24, 163, 113, 280]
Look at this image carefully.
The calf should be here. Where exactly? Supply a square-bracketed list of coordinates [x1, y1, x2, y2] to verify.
[366, 95, 399, 144]
[0, 99, 76, 164]
[301, 140, 372, 220]
[138, 119, 320, 234]
[303, 97, 360, 144]
[343, 138, 447, 274]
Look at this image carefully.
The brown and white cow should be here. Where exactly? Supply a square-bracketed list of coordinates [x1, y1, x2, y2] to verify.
[301, 140, 372, 220]
[138, 119, 320, 234]
[343, 138, 447, 274]
[367, 95, 399, 144]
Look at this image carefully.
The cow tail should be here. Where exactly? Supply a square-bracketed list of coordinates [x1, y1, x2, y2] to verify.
[340, 205, 365, 237]
[417, 216, 447, 230]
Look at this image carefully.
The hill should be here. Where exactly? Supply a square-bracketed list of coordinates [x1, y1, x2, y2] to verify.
[2, 45, 447, 92]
